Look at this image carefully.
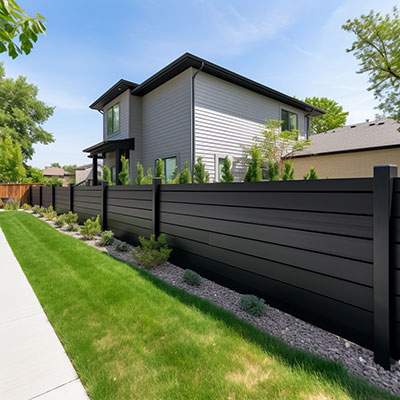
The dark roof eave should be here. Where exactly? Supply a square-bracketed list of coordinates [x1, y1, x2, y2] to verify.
[83, 138, 135, 155]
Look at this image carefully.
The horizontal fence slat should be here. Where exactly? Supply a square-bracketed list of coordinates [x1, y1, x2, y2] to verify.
[107, 190, 152, 201]
[107, 197, 152, 210]
[108, 212, 152, 230]
[107, 205, 152, 220]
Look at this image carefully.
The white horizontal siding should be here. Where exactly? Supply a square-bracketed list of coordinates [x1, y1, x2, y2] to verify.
[194, 72, 307, 181]
[102, 89, 130, 141]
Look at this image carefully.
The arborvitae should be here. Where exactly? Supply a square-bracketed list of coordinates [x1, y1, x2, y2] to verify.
[179, 161, 192, 184]
[155, 158, 165, 183]
[102, 165, 113, 185]
[304, 166, 318, 180]
[118, 155, 130, 185]
[221, 156, 234, 183]
[135, 162, 144, 185]
[142, 168, 153, 184]
[243, 148, 262, 182]
[282, 161, 295, 181]
[171, 166, 180, 184]
[193, 157, 209, 183]
[266, 161, 280, 181]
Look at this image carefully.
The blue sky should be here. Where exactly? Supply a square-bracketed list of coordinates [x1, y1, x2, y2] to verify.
[1, 0, 396, 168]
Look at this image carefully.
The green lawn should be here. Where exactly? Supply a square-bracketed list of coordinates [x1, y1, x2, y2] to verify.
[0, 211, 397, 400]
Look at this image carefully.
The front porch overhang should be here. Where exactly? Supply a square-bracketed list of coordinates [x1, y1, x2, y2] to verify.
[83, 138, 135, 157]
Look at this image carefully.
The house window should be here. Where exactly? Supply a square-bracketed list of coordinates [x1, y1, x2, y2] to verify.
[107, 103, 120, 135]
[164, 157, 177, 182]
[281, 109, 298, 131]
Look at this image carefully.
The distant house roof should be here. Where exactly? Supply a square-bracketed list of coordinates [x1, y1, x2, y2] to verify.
[291, 118, 400, 158]
[90, 53, 325, 117]
[42, 167, 73, 176]
[74, 163, 103, 170]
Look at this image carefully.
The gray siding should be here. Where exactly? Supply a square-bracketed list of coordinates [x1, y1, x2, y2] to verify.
[141, 69, 192, 174]
[194, 72, 307, 181]
[102, 89, 130, 141]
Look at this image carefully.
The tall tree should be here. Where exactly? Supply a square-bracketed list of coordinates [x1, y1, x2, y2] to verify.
[102, 166, 113, 186]
[51, 162, 61, 168]
[0, 134, 25, 182]
[0, 63, 54, 160]
[62, 164, 77, 174]
[118, 155, 130, 185]
[193, 157, 210, 184]
[303, 97, 349, 134]
[342, 7, 400, 121]
[0, 0, 46, 58]
[23, 166, 44, 183]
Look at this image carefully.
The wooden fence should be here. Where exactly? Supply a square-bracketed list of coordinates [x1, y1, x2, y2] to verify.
[0, 183, 42, 207]
[29, 166, 400, 369]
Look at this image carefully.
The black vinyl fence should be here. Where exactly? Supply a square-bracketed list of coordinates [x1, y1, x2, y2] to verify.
[30, 165, 400, 369]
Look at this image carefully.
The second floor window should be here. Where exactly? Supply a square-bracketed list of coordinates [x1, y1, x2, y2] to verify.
[281, 109, 298, 131]
[107, 103, 120, 135]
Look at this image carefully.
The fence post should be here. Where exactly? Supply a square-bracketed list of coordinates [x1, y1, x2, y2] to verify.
[373, 164, 397, 369]
[39, 185, 43, 207]
[51, 184, 56, 209]
[152, 178, 161, 238]
[69, 184, 74, 213]
[101, 181, 108, 231]
[29, 185, 33, 206]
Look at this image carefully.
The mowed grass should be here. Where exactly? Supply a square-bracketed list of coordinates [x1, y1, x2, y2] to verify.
[0, 212, 397, 400]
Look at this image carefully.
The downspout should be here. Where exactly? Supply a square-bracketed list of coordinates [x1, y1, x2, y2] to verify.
[191, 62, 205, 177]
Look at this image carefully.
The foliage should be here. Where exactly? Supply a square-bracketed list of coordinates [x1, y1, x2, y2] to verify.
[80, 216, 101, 240]
[23, 166, 44, 183]
[63, 211, 78, 224]
[220, 156, 234, 183]
[135, 162, 144, 185]
[116, 241, 129, 252]
[282, 161, 295, 181]
[193, 157, 209, 184]
[51, 162, 61, 168]
[38, 206, 46, 217]
[342, 7, 400, 122]
[99, 230, 114, 246]
[31, 204, 40, 214]
[240, 294, 267, 317]
[0, 0, 46, 59]
[266, 161, 280, 181]
[66, 223, 79, 232]
[54, 214, 66, 228]
[179, 161, 192, 184]
[118, 155, 130, 185]
[22, 203, 31, 210]
[4, 199, 19, 210]
[102, 165, 113, 186]
[183, 269, 201, 287]
[62, 164, 76, 174]
[303, 167, 318, 180]
[135, 233, 172, 269]
[44, 176, 62, 187]
[155, 158, 165, 183]
[303, 97, 349, 134]
[45, 210, 57, 220]
[0, 133, 26, 182]
[0, 63, 54, 160]
[141, 168, 153, 185]
[243, 147, 262, 182]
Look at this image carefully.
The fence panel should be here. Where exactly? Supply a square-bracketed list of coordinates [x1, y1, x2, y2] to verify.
[74, 186, 102, 223]
[41, 186, 52, 208]
[31, 186, 41, 206]
[0, 183, 40, 206]
[54, 187, 70, 214]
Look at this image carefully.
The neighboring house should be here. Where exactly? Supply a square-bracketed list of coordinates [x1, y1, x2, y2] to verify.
[74, 163, 103, 186]
[42, 166, 74, 186]
[290, 118, 400, 179]
[83, 53, 324, 184]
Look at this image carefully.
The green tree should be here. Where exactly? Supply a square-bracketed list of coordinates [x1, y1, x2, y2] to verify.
[155, 158, 165, 183]
[220, 156, 234, 183]
[118, 155, 130, 185]
[179, 161, 192, 184]
[102, 166, 113, 186]
[62, 164, 76, 174]
[0, 64, 54, 160]
[0, 0, 46, 59]
[141, 168, 153, 185]
[303, 97, 349, 134]
[193, 157, 209, 184]
[51, 162, 61, 168]
[342, 7, 400, 121]
[23, 166, 43, 183]
[243, 147, 262, 182]
[44, 177, 62, 187]
[0, 134, 26, 182]
[304, 167, 318, 180]
[266, 161, 280, 181]
[282, 161, 295, 180]
[135, 162, 144, 185]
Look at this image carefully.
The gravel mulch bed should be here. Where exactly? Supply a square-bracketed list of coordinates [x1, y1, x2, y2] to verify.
[27, 210, 400, 397]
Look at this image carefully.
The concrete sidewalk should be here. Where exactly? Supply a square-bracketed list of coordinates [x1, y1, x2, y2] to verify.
[0, 227, 89, 400]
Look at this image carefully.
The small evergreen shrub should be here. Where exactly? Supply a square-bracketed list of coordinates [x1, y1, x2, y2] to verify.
[32, 205, 41, 214]
[63, 211, 78, 224]
[116, 242, 129, 252]
[135, 233, 172, 269]
[38, 206, 47, 217]
[240, 294, 267, 317]
[55, 214, 66, 227]
[99, 230, 114, 246]
[193, 157, 210, 183]
[266, 161, 280, 181]
[80, 216, 101, 239]
[22, 203, 32, 210]
[66, 223, 79, 232]
[4, 201, 19, 210]
[45, 210, 57, 220]
[183, 269, 201, 287]
[220, 156, 234, 183]
[282, 161, 295, 181]
[303, 167, 318, 180]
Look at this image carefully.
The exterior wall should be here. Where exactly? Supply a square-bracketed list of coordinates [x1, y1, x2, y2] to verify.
[75, 167, 103, 184]
[141, 69, 192, 173]
[102, 89, 130, 141]
[129, 95, 143, 180]
[291, 147, 400, 179]
[194, 71, 308, 181]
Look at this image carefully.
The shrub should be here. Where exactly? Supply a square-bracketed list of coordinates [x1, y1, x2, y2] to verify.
[32, 204, 41, 214]
[240, 294, 267, 317]
[103, 165, 114, 186]
[38, 206, 47, 217]
[80, 216, 101, 239]
[45, 210, 57, 220]
[118, 155, 130, 185]
[155, 158, 165, 183]
[282, 161, 295, 181]
[55, 214, 66, 227]
[135, 233, 172, 269]
[99, 230, 114, 246]
[4, 201, 19, 210]
[63, 211, 78, 224]
[66, 223, 79, 232]
[116, 242, 129, 252]
[244, 148, 262, 182]
[304, 167, 318, 180]
[266, 161, 280, 181]
[183, 269, 201, 287]
[135, 162, 144, 185]
[179, 161, 192, 184]
[22, 203, 32, 210]
[193, 157, 209, 183]
[220, 156, 234, 183]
